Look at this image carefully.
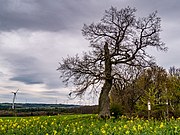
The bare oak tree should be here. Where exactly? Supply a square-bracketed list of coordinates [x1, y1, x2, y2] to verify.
[57, 7, 167, 118]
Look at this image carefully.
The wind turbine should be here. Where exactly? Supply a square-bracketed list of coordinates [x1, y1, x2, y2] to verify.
[12, 89, 19, 109]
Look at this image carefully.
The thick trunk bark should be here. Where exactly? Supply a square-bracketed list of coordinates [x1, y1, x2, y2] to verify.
[99, 42, 112, 118]
[99, 79, 112, 118]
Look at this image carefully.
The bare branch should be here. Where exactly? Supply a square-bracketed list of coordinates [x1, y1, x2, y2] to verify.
[58, 6, 167, 111]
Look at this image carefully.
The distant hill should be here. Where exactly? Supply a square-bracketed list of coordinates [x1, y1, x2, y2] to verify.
[0, 103, 98, 117]
[0, 103, 80, 110]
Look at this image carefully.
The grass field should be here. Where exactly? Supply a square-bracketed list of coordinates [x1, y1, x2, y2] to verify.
[0, 114, 180, 135]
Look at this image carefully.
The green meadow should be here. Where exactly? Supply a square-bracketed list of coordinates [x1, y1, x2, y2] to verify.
[0, 114, 180, 135]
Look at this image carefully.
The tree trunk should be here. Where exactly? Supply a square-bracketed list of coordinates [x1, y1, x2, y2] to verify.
[99, 79, 112, 118]
[99, 42, 112, 118]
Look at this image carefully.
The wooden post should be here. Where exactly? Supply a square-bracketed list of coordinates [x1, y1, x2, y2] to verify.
[165, 87, 169, 120]
[148, 99, 151, 120]
[166, 100, 169, 120]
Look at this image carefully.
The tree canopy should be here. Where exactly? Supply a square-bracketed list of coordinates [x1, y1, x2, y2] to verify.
[57, 6, 167, 118]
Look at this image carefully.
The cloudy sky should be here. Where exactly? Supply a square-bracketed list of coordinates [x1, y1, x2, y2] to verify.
[0, 0, 179, 105]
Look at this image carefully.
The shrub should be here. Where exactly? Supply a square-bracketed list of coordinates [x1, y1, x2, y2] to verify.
[110, 103, 122, 118]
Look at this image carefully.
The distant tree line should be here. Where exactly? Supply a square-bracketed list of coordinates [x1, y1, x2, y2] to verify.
[0, 105, 98, 117]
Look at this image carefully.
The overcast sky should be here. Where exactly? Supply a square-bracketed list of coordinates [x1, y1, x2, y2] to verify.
[0, 0, 179, 105]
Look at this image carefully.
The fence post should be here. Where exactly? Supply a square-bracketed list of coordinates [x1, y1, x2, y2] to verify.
[148, 99, 151, 120]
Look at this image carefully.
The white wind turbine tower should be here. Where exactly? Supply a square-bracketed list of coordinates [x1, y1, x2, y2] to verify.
[12, 89, 19, 109]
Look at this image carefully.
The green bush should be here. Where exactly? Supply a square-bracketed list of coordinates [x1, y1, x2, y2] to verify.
[110, 103, 122, 118]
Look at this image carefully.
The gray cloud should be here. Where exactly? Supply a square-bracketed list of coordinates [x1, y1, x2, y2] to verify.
[0, 29, 87, 90]
[7, 54, 62, 88]
[0, 0, 104, 31]
[0, 0, 180, 104]
[10, 75, 43, 85]
[6, 55, 44, 84]
[0, 0, 180, 32]
[0, 0, 66, 31]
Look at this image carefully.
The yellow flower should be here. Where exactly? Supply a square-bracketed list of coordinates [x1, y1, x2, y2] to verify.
[124, 125, 127, 129]
[129, 120, 133, 123]
[121, 115, 127, 119]
[133, 125, 136, 131]
[13, 123, 17, 128]
[1, 127, 5, 131]
[113, 126, 117, 131]
[138, 124, 143, 130]
[159, 122, 164, 128]
[17, 125, 20, 129]
[53, 130, 57, 135]
[174, 126, 178, 133]
[0, 119, 3, 123]
[51, 122, 55, 125]
[101, 128, 106, 134]
[125, 130, 130, 134]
